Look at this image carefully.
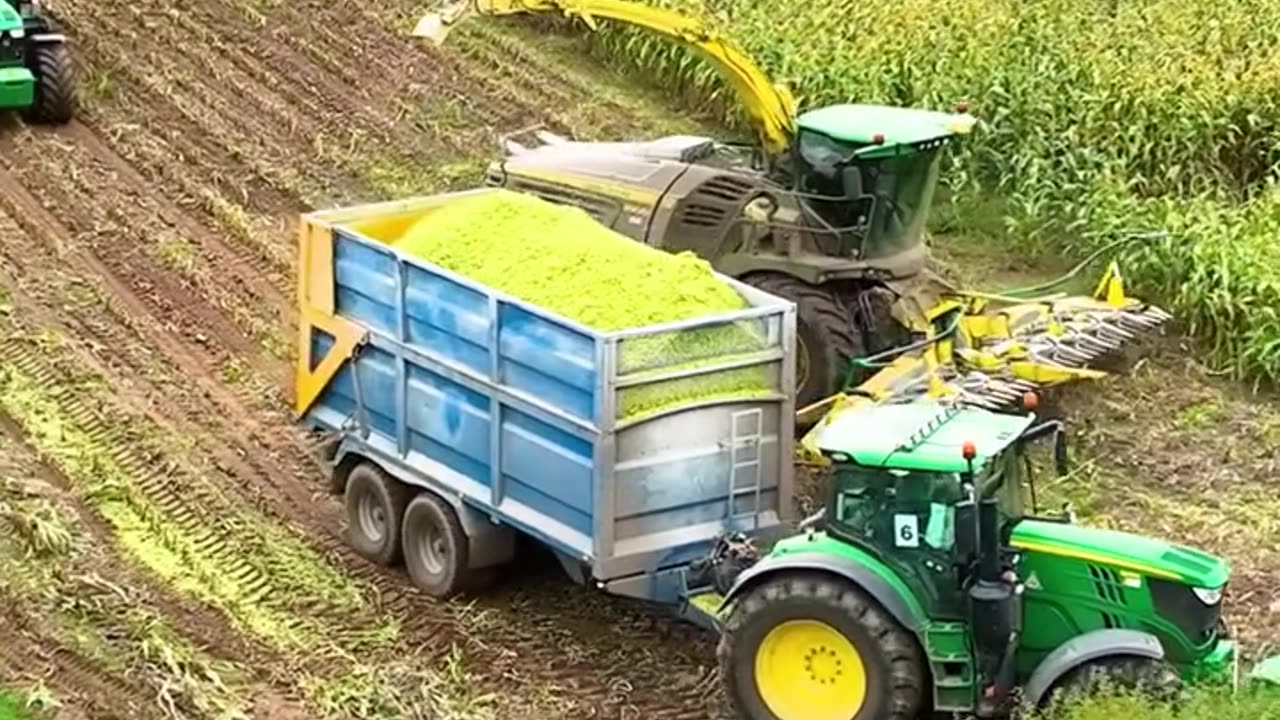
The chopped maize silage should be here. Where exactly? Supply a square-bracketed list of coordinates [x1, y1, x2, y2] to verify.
[394, 190, 773, 420]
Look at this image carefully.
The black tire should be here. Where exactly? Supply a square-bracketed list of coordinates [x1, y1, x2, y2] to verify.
[1040, 655, 1183, 712]
[743, 274, 864, 411]
[400, 491, 475, 598]
[343, 463, 410, 566]
[23, 42, 76, 125]
[717, 573, 927, 720]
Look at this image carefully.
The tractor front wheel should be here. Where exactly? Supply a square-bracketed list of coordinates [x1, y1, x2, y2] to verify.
[1041, 655, 1183, 711]
[23, 42, 76, 125]
[717, 574, 927, 720]
[743, 274, 862, 411]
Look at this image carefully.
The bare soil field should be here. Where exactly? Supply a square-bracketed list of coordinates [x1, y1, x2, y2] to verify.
[0, 1, 1275, 718]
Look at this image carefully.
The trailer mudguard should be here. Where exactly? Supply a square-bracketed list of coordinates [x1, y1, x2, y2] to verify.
[717, 548, 928, 633]
[1022, 628, 1165, 708]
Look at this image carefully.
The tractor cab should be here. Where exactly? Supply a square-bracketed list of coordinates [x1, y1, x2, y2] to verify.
[716, 399, 1253, 719]
[790, 104, 976, 260]
[808, 400, 1046, 618]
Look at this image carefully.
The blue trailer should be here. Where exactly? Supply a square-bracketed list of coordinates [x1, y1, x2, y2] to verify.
[293, 190, 798, 625]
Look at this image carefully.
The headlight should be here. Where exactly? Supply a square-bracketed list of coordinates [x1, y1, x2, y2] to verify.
[1193, 586, 1224, 605]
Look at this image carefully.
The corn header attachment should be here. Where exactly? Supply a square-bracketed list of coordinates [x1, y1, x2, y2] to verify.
[801, 236, 1173, 431]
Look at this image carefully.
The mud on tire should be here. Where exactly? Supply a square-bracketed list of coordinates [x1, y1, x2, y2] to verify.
[400, 491, 481, 598]
[717, 573, 927, 720]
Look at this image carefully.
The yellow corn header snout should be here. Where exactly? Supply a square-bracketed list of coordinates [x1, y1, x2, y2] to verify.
[798, 261, 1172, 449]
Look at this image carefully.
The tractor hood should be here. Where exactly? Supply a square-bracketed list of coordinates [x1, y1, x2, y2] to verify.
[1011, 519, 1230, 590]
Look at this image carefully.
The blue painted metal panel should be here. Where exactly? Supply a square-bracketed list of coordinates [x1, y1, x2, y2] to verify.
[303, 213, 792, 601]
[497, 303, 597, 422]
[403, 262, 491, 376]
[356, 346, 398, 437]
[404, 361, 491, 487]
[311, 328, 334, 372]
[500, 406, 594, 527]
[333, 234, 398, 336]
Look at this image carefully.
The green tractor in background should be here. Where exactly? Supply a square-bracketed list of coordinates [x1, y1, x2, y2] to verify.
[707, 399, 1275, 719]
[0, 0, 76, 124]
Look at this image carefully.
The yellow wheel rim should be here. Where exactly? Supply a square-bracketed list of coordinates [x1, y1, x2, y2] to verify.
[754, 619, 867, 720]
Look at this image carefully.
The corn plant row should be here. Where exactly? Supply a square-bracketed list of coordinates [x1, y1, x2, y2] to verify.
[571, 0, 1280, 384]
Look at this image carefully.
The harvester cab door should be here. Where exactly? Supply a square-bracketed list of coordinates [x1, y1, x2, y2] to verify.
[792, 130, 875, 256]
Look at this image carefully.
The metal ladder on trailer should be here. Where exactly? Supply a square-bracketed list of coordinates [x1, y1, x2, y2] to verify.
[727, 408, 764, 530]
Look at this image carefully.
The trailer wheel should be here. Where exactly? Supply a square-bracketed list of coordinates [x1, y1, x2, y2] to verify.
[401, 491, 473, 598]
[343, 463, 410, 566]
[718, 573, 926, 720]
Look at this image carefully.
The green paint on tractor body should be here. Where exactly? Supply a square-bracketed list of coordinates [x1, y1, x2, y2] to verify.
[796, 103, 975, 157]
[721, 401, 1257, 716]
[808, 400, 1034, 473]
[1011, 519, 1231, 680]
[0, 66, 34, 108]
[0, 1, 75, 121]
[0, 2, 31, 109]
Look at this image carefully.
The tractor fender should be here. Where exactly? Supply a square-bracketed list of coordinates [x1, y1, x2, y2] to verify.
[30, 33, 67, 44]
[717, 550, 927, 633]
[1022, 628, 1166, 707]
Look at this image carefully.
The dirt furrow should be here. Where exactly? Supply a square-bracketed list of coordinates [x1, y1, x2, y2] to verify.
[0, 144, 260, 371]
[0, 605, 166, 720]
[0, 167, 725, 717]
[0, 410, 277, 673]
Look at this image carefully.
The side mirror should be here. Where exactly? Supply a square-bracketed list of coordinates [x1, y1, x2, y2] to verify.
[1053, 428, 1070, 477]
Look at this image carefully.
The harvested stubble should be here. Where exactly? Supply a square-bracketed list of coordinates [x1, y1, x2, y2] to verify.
[394, 190, 773, 420]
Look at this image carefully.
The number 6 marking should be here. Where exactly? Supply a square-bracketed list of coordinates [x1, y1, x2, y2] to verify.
[894, 514, 920, 548]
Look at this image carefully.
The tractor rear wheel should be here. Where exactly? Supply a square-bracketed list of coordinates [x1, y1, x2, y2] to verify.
[23, 42, 76, 125]
[1041, 656, 1183, 711]
[743, 274, 862, 411]
[718, 574, 927, 720]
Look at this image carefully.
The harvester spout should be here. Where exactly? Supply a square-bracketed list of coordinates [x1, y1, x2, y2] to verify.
[412, 1, 475, 46]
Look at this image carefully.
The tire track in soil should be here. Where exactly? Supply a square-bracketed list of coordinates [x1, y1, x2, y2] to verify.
[0, 409, 277, 672]
[0, 605, 165, 720]
[14, 2, 733, 717]
[0, 158, 723, 718]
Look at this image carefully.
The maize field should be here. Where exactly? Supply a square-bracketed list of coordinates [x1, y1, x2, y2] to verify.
[1, 0, 1278, 718]
[585, 0, 1280, 384]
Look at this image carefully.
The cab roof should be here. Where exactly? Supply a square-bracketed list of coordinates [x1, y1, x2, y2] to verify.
[796, 103, 977, 156]
[810, 400, 1035, 473]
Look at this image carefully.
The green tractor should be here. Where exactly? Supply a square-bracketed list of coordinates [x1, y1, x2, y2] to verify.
[0, 0, 76, 124]
[710, 399, 1271, 719]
